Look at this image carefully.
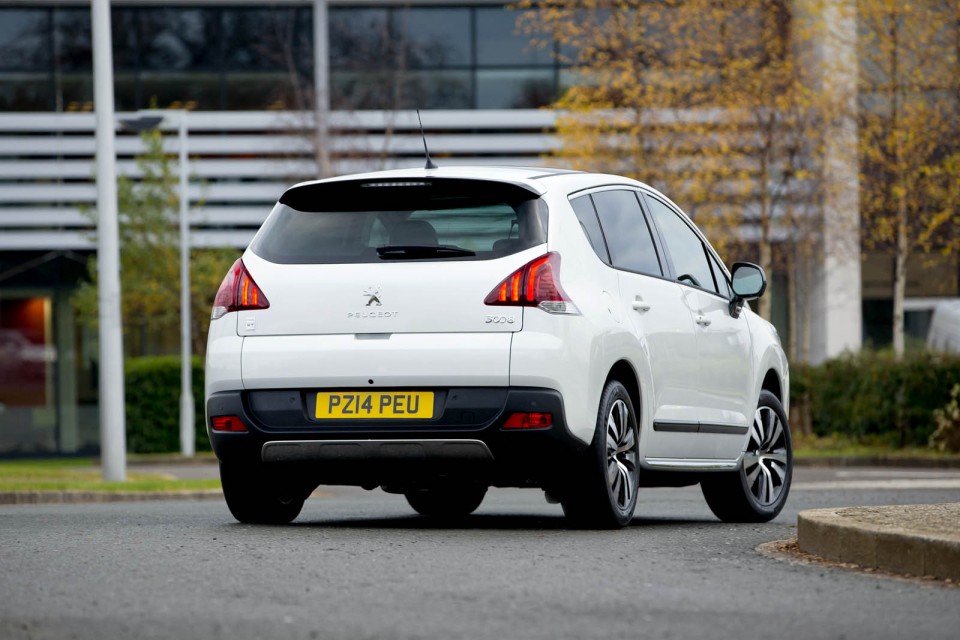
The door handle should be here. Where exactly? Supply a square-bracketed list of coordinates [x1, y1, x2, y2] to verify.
[695, 314, 712, 327]
[632, 299, 651, 312]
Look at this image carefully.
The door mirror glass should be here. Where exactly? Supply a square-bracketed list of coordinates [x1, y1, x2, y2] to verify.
[731, 262, 766, 299]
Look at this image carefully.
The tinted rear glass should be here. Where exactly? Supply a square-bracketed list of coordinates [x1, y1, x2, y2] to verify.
[251, 178, 548, 264]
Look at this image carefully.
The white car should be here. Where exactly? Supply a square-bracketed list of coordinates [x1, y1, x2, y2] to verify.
[205, 166, 791, 528]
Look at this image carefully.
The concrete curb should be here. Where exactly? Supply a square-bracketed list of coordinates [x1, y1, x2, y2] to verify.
[0, 489, 223, 505]
[797, 504, 960, 581]
[795, 457, 960, 469]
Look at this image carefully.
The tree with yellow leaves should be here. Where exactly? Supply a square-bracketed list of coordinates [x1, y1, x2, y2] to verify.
[519, 0, 828, 329]
[852, 0, 960, 357]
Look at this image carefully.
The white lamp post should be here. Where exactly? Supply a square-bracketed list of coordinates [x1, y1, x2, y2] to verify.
[120, 110, 194, 458]
[92, 0, 126, 481]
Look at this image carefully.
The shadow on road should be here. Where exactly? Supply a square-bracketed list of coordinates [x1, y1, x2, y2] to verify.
[270, 513, 720, 531]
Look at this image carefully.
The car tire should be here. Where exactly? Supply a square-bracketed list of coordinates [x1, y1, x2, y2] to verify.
[700, 390, 793, 523]
[219, 462, 305, 525]
[404, 485, 487, 517]
[561, 380, 640, 529]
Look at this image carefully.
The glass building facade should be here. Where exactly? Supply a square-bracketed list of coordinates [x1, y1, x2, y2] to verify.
[0, 4, 570, 112]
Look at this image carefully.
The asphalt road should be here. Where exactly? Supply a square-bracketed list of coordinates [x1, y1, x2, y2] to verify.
[1, 467, 959, 640]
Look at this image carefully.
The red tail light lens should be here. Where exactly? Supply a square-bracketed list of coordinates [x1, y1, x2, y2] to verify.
[484, 252, 577, 314]
[211, 415, 248, 432]
[211, 259, 270, 320]
[502, 412, 553, 430]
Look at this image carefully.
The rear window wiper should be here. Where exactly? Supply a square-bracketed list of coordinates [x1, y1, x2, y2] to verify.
[376, 245, 476, 259]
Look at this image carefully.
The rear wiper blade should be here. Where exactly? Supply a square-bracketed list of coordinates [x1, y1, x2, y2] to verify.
[376, 245, 476, 259]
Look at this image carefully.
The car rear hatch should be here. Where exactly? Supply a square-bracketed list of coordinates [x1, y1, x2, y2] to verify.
[237, 177, 548, 393]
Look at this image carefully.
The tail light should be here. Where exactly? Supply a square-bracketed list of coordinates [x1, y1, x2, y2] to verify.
[211, 259, 270, 320]
[502, 412, 553, 430]
[484, 252, 578, 315]
[211, 415, 248, 432]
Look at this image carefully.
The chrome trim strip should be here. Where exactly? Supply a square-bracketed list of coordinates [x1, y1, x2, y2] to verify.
[643, 457, 741, 471]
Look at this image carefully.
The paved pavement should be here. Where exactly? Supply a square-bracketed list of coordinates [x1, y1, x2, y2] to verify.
[1, 476, 958, 640]
[123, 463, 960, 583]
[5, 462, 960, 583]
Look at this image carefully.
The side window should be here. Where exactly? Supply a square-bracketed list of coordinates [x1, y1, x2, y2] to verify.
[591, 190, 663, 276]
[570, 195, 610, 264]
[643, 194, 718, 294]
[707, 251, 732, 299]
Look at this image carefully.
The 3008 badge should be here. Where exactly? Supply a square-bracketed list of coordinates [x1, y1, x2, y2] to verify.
[484, 315, 515, 324]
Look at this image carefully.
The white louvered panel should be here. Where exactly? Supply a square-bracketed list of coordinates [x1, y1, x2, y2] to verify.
[0, 184, 98, 203]
[196, 182, 289, 203]
[333, 156, 549, 174]
[0, 110, 558, 133]
[0, 182, 288, 204]
[0, 109, 561, 249]
[0, 208, 90, 227]
[191, 206, 273, 225]
[0, 228, 260, 250]
[0, 159, 319, 180]
[0, 133, 555, 157]
[190, 229, 258, 248]
[0, 135, 315, 157]
[0, 205, 273, 228]
[0, 230, 93, 250]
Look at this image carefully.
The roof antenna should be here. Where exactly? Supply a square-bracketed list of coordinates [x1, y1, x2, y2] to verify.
[417, 109, 438, 170]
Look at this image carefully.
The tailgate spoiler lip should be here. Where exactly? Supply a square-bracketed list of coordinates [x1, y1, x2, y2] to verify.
[280, 175, 546, 210]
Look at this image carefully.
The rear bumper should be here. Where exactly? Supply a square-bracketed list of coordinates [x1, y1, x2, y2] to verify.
[206, 387, 588, 488]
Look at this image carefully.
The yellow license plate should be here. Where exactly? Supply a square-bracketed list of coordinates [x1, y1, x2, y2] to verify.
[315, 391, 434, 420]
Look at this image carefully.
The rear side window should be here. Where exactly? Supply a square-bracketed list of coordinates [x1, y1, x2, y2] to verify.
[570, 195, 610, 264]
[591, 190, 663, 277]
[251, 178, 548, 264]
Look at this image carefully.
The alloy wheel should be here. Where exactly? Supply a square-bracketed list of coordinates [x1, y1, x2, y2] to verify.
[742, 405, 789, 506]
[605, 398, 638, 512]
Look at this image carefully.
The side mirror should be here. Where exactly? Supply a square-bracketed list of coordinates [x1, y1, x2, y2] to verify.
[731, 262, 767, 299]
[728, 262, 766, 318]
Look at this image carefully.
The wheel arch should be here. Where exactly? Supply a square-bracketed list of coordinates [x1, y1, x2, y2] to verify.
[761, 369, 782, 403]
[605, 359, 642, 420]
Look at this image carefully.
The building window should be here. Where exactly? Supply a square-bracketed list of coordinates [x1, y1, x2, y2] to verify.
[328, 5, 567, 110]
[0, 8, 53, 111]
[0, 4, 567, 112]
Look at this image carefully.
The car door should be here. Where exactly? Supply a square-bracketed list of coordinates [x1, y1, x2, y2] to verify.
[577, 189, 702, 459]
[641, 192, 753, 460]
[699, 247, 755, 453]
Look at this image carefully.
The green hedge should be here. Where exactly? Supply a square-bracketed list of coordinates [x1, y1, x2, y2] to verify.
[125, 356, 210, 454]
[790, 351, 960, 447]
[123, 351, 960, 451]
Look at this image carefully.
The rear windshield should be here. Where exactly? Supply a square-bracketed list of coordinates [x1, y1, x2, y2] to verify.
[250, 178, 548, 264]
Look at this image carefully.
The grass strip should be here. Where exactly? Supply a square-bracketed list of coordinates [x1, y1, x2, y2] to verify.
[0, 458, 220, 493]
[794, 434, 960, 461]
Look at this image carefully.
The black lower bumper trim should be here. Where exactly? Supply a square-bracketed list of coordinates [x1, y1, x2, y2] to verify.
[261, 439, 494, 463]
[207, 387, 586, 488]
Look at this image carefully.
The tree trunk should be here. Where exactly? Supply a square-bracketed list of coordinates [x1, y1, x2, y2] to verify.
[787, 247, 798, 362]
[889, 12, 907, 359]
[800, 243, 813, 364]
[892, 204, 908, 358]
[758, 153, 773, 321]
